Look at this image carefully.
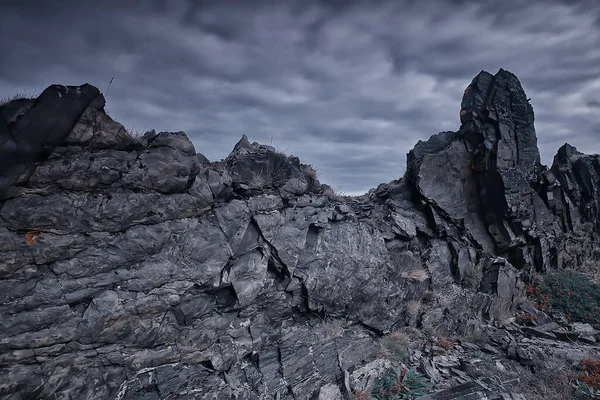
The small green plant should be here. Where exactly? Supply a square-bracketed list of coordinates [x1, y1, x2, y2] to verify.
[528, 270, 600, 325]
[371, 367, 430, 399]
[572, 380, 600, 399]
[576, 358, 600, 390]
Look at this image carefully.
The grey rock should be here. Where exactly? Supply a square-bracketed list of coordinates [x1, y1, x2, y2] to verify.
[420, 358, 442, 383]
[552, 330, 580, 343]
[521, 327, 557, 340]
[350, 358, 394, 394]
[0, 84, 101, 198]
[1, 71, 599, 399]
[580, 335, 597, 345]
[318, 384, 343, 400]
[480, 344, 499, 355]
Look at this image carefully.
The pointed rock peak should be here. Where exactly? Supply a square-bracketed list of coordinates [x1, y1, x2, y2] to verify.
[232, 134, 252, 153]
[459, 67, 540, 173]
[553, 143, 582, 165]
[557, 143, 579, 157]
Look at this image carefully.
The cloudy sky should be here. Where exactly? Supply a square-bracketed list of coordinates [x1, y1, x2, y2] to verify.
[1, 0, 598, 195]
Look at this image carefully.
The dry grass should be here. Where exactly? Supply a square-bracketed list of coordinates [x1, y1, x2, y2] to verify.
[269, 137, 289, 156]
[479, 355, 575, 400]
[513, 367, 573, 400]
[400, 264, 430, 282]
[126, 126, 147, 139]
[249, 170, 270, 188]
[436, 337, 454, 350]
[301, 164, 320, 180]
[379, 330, 411, 361]
[323, 185, 346, 201]
[0, 90, 39, 108]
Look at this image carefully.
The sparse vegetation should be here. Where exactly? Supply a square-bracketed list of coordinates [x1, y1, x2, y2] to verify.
[496, 346, 600, 399]
[0, 90, 39, 108]
[379, 331, 410, 362]
[572, 379, 600, 399]
[400, 265, 429, 282]
[527, 269, 600, 325]
[301, 164, 320, 180]
[575, 358, 600, 397]
[461, 265, 482, 289]
[323, 185, 347, 201]
[249, 169, 272, 188]
[509, 362, 573, 400]
[371, 366, 430, 399]
[127, 126, 147, 139]
[435, 337, 453, 350]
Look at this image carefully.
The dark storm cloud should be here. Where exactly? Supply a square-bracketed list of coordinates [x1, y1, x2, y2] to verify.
[1, 0, 599, 195]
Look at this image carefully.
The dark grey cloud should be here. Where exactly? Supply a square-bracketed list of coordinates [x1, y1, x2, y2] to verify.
[1, 0, 599, 195]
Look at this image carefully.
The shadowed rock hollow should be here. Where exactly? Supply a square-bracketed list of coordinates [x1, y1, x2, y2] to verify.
[1, 70, 599, 399]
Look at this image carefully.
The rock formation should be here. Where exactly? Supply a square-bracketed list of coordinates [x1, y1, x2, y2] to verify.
[0, 69, 599, 399]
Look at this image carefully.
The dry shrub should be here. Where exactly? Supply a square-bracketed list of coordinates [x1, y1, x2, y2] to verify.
[436, 337, 454, 350]
[400, 264, 429, 282]
[578, 358, 600, 389]
[493, 357, 574, 400]
[380, 330, 410, 361]
[352, 390, 370, 400]
[249, 170, 271, 188]
[301, 164, 320, 180]
[322, 185, 346, 201]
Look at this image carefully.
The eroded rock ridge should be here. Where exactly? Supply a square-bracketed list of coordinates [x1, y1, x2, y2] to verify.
[0, 69, 598, 399]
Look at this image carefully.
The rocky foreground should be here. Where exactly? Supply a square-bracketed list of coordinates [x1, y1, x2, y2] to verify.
[0, 69, 599, 399]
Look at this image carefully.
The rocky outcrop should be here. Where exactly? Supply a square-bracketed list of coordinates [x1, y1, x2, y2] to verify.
[0, 84, 101, 199]
[408, 69, 562, 276]
[1, 69, 599, 399]
[547, 143, 600, 231]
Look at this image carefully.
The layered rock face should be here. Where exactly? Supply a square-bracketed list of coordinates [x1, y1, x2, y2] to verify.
[0, 69, 599, 399]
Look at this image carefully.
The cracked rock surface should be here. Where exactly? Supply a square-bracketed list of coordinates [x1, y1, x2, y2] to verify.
[1, 69, 599, 399]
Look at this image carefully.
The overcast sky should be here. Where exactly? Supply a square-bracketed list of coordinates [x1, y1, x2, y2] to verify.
[1, 0, 598, 195]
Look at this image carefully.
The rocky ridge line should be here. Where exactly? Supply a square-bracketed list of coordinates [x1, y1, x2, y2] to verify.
[0, 69, 599, 399]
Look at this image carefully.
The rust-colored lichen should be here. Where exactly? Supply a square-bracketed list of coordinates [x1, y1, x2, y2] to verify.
[25, 230, 41, 246]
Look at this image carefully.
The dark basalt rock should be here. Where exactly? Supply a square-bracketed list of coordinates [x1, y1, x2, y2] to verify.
[0, 84, 101, 199]
[0, 69, 599, 399]
[407, 69, 564, 275]
[550, 143, 600, 231]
